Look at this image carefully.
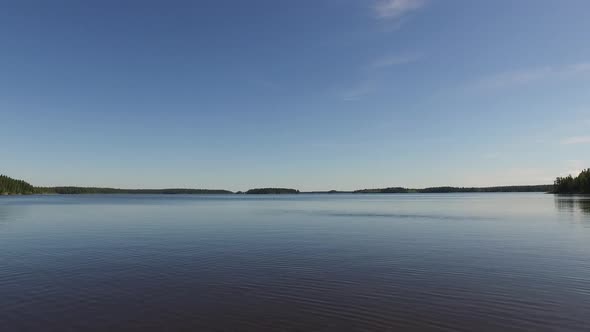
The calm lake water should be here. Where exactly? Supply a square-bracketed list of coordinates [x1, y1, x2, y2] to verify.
[1, 193, 589, 331]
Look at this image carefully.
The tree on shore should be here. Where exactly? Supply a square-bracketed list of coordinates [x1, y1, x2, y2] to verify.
[554, 169, 590, 194]
[0, 174, 35, 194]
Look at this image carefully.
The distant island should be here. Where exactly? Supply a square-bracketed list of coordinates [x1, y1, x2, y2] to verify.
[553, 169, 590, 194]
[245, 188, 300, 194]
[2, 170, 589, 195]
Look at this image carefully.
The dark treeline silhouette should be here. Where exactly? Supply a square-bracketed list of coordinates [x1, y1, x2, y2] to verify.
[354, 185, 553, 194]
[38, 185, 554, 195]
[246, 188, 300, 194]
[418, 185, 554, 193]
[0, 173, 569, 196]
[0, 174, 36, 194]
[554, 169, 590, 194]
[37, 187, 232, 195]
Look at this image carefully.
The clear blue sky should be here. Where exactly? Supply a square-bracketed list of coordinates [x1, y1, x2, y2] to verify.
[2, 0, 590, 191]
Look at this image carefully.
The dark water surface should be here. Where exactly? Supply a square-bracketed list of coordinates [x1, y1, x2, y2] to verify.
[1, 194, 589, 331]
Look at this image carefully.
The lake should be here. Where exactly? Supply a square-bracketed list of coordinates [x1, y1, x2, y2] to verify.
[1, 193, 589, 331]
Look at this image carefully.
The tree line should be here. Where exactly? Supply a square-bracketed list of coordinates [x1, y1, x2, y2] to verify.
[353, 185, 554, 194]
[4, 171, 590, 195]
[554, 169, 590, 194]
[37, 187, 233, 195]
[1, 174, 231, 195]
[0, 174, 36, 194]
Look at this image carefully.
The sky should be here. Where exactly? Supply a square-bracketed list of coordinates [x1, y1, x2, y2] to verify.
[1, 0, 590, 191]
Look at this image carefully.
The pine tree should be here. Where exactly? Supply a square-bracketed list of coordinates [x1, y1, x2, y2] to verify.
[0, 174, 35, 194]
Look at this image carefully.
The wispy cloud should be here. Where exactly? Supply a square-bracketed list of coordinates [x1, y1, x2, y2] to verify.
[369, 53, 422, 69]
[478, 62, 590, 89]
[561, 136, 590, 145]
[337, 1, 427, 101]
[339, 79, 375, 101]
[374, 0, 428, 20]
[339, 52, 421, 101]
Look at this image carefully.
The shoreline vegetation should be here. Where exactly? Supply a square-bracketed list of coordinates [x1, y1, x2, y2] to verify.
[352, 185, 554, 193]
[0, 175, 36, 195]
[37, 187, 232, 195]
[553, 169, 590, 194]
[1, 170, 588, 195]
[245, 188, 300, 195]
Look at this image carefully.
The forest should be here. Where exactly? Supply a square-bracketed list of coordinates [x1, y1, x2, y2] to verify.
[0, 175, 36, 195]
[354, 185, 553, 194]
[554, 169, 590, 194]
[37, 187, 232, 195]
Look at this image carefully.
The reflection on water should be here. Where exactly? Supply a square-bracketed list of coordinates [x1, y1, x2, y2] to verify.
[1, 193, 590, 331]
[554, 196, 590, 216]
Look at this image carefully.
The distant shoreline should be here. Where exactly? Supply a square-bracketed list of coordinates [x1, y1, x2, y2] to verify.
[1, 178, 554, 196]
[4, 173, 585, 196]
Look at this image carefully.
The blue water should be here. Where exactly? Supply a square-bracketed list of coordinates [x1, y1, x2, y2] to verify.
[1, 193, 589, 331]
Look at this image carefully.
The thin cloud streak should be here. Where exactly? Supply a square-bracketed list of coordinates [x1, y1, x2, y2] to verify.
[374, 0, 428, 19]
[339, 80, 375, 101]
[340, 52, 421, 101]
[369, 53, 422, 69]
[478, 62, 590, 89]
[561, 136, 590, 145]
